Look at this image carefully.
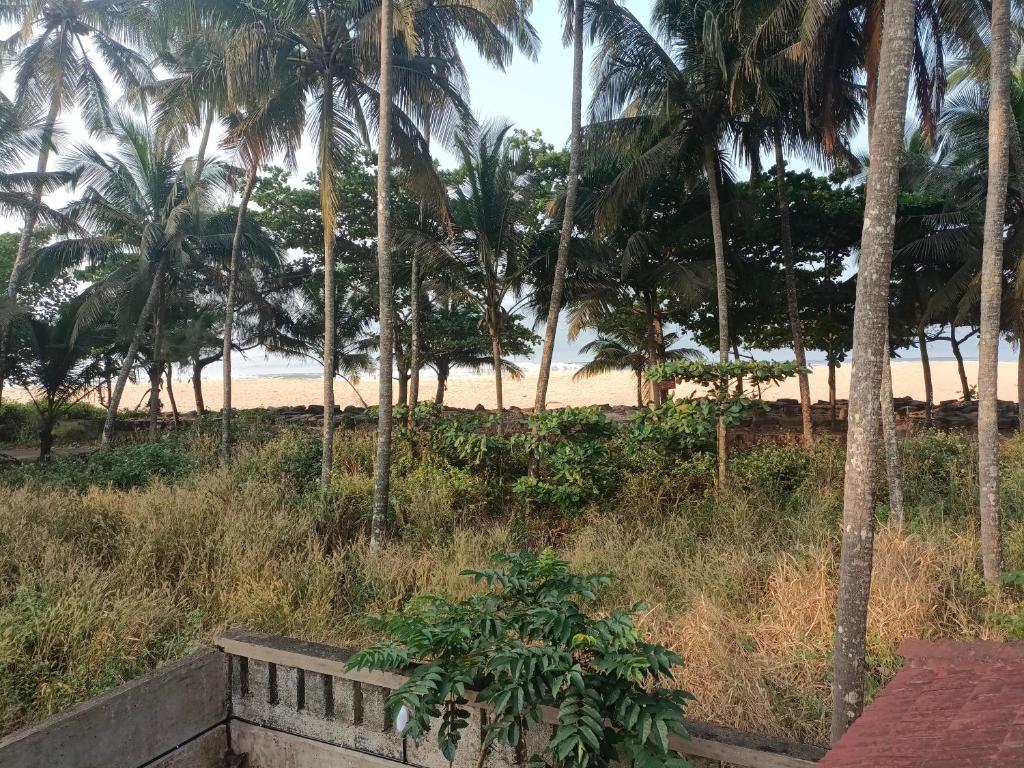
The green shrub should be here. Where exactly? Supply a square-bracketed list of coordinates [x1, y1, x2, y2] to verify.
[514, 408, 620, 513]
[900, 432, 977, 522]
[731, 445, 813, 499]
[348, 550, 693, 768]
[0, 437, 203, 492]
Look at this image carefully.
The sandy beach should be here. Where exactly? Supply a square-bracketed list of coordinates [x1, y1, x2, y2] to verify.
[35, 359, 1018, 413]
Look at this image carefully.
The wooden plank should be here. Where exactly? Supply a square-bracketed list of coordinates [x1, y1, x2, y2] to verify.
[231, 720, 409, 768]
[219, 632, 821, 767]
[146, 726, 228, 768]
[0, 649, 229, 768]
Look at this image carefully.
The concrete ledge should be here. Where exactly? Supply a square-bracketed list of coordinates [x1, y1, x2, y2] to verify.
[0, 649, 229, 768]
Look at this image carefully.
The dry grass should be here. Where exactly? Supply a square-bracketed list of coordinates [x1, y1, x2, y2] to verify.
[0, 427, 1020, 747]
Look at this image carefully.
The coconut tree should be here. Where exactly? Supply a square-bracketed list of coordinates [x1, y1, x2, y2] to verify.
[37, 112, 229, 447]
[534, 0, 584, 415]
[8, 295, 109, 459]
[829, 0, 917, 742]
[404, 121, 539, 431]
[0, 0, 153, 301]
[371, 0, 397, 549]
[586, 0, 740, 486]
[404, 0, 539, 421]
[977, 0, 1013, 584]
[573, 310, 700, 407]
[225, 0, 470, 488]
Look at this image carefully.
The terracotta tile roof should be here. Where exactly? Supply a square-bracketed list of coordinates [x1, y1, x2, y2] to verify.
[819, 639, 1024, 768]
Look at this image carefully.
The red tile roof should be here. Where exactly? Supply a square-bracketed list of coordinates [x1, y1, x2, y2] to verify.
[820, 640, 1024, 768]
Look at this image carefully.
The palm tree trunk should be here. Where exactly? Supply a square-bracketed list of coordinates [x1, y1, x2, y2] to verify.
[195, 107, 214, 176]
[918, 326, 934, 424]
[408, 116, 431, 428]
[704, 142, 729, 489]
[221, 162, 258, 463]
[321, 80, 338, 490]
[165, 364, 180, 427]
[39, 409, 55, 460]
[1018, 334, 1024, 432]
[193, 362, 206, 415]
[978, 0, 1011, 585]
[534, 0, 585, 415]
[881, 345, 904, 527]
[950, 328, 971, 400]
[643, 292, 661, 407]
[408, 249, 421, 410]
[636, 370, 643, 409]
[829, 0, 915, 741]
[147, 364, 162, 440]
[8, 88, 61, 299]
[371, 0, 397, 551]
[435, 360, 449, 405]
[491, 332, 504, 421]
[774, 132, 813, 447]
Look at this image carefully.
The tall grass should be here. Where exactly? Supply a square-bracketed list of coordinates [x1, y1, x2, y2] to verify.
[0, 424, 1020, 746]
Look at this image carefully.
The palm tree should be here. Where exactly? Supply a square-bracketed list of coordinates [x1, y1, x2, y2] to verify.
[8, 294, 109, 458]
[406, 121, 539, 431]
[534, 0, 583, 415]
[225, 0, 469, 489]
[586, 0, 738, 486]
[829, 0, 917, 742]
[977, 0, 1012, 585]
[404, 0, 539, 422]
[573, 311, 700, 407]
[0, 0, 153, 301]
[371, 0, 397, 550]
[40, 113, 228, 448]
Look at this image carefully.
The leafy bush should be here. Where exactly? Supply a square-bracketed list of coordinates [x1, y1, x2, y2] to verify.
[731, 445, 813, 499]
[1, 437, 202, 491]
[514, 408, 620, 513]
[348, 550, 692, 768]
[430, 413, 516, 471]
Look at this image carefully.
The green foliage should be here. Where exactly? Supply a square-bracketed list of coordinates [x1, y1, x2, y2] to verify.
[730, 445, 813, 499]
[429, 413, 516, 471]
[625, 396, 763, 456]
[1, 437, 201, 492]
[647, 360, 806, 389]
[514, 408, 620, 513]
[348, 551, 692, 768]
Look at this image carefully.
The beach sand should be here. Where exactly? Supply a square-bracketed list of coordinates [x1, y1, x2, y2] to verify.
[40, 359, 1018, 413]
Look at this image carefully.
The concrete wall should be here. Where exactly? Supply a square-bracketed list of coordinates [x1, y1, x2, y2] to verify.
[0, 631, 824, 768]
[218, 630, 824, 768]
[0, 649, 228, 768]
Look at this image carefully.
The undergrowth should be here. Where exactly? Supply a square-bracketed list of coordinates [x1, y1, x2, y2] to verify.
[0, 413, 1021, 748]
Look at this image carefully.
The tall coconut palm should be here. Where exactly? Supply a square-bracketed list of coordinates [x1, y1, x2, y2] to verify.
[40, 112, 227, 448]
[534, 0, 583, 415]
[371, 0, 397, 550]
[829, 0, 917, 742]
[586, 0, 739, 486]
[977, 0, 1012, 584]
[405, 121, 539, 431]
[404, 0, 538, 422]
[0, 0, 153, 301]
[225, 0, 469, 489]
